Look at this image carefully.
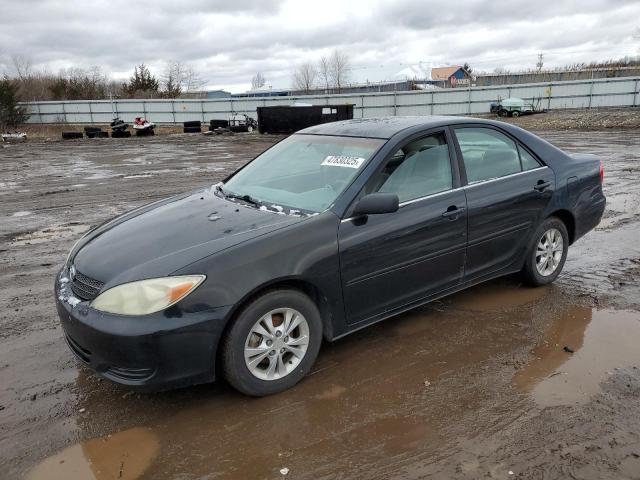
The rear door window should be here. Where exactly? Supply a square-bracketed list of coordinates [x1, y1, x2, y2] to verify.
[454, 127, 521, 183]
[518, 144, 542, 171]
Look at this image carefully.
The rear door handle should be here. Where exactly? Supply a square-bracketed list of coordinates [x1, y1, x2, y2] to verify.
[534, 181, 551, 192]
[442, 206, 466, 219]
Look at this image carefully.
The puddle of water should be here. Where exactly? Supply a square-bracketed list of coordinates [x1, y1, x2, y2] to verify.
[442, 281, 550, 312]
[11, 211, 33, 217]
[26, 427, 159, 480]
[514, 308, 640, 406]
[123, 174, 154, 179]
[11, 224, 89, 246]
[84, 172, 119, 180]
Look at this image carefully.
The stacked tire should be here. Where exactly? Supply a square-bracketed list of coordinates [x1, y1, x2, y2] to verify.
[111, 130, 131, 138]
[209, 119, 229, 131]
[184, 121, 201, 133]
[62, 132, 83, 140]
[84, 127, 108, 139]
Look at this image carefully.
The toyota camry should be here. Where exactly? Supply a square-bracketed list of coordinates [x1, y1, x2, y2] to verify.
[55, 116, 605, 396]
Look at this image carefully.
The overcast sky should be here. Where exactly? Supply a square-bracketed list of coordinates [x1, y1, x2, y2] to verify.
[1, 0, 638, 93]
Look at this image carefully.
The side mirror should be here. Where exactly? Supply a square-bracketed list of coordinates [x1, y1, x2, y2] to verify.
[352, 193, 399, 217]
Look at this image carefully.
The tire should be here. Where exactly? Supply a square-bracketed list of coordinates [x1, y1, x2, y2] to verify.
[84, 126, 101, 134]
[86, 130, 108, 138]
[498, 109, 508, 117]
[183, 126, 202, 133]
[521, 217, 569, 286]
[512, 111, 520, 118]
[222, 289, 323, 396]
[183, 121, 201, 128]
[210, 120, 229, 129]
[111, 130, 131, 138]
[62, 132, 83, 140]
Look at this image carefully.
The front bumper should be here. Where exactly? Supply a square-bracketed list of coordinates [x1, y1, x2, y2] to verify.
[55, 269, 232, 391]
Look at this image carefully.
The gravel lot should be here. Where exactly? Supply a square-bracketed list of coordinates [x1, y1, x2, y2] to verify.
[1, 128, 640, 480]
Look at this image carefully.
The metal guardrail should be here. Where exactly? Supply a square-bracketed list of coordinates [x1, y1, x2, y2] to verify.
[21, 77, 640, 124]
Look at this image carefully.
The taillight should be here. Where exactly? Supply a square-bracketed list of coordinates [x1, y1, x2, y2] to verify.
[599, 161, 604, 183]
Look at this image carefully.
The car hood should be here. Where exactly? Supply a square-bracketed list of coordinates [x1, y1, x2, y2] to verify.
[72, 187, 304, 287]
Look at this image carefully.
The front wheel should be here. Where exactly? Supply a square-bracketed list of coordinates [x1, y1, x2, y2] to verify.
[521, 217, 569, 286]
[221, 289, 322, 396]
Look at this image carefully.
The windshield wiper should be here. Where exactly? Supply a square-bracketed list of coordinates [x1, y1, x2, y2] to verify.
[216, 185, 261, 208]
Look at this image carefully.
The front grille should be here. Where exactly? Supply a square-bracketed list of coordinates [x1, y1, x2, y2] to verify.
[65, 334, 91, 364]
[70, 269, 104, 301]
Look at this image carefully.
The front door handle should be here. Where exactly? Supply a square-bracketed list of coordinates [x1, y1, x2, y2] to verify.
[442, 206, 466, 219]
[534, 180, 551, 192]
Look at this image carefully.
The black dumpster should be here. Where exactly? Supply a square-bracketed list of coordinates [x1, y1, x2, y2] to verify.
[256, 104, 354, 134]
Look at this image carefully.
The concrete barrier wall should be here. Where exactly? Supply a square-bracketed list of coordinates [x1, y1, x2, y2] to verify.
[22, 77, 640, 124]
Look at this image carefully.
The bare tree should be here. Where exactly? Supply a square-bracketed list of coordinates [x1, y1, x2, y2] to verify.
[161, 61, 207, 97]
[11, 54, 32, 80]
[161, 61, 185, 98]
[183, 67, 206, 93]
[251, 72, 266, 90]
[318, 56, 331, 91]
[328, 49, 350, 93]
[292, 62, 317, 93]
[50, 66, 110, 100]
[536, 53, 544, 72]
[9, 55, 51, 100]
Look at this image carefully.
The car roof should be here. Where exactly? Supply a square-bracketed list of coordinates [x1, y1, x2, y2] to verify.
[296, 115, 502, 139]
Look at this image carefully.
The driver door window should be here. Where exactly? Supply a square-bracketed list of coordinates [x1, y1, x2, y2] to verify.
[367, 132, 453, 203]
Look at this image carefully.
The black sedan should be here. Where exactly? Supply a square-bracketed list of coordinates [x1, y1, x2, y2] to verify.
[55, 116, 606, 396]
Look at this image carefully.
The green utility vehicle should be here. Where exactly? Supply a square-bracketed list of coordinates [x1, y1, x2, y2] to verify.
[490, 97, 535, 117]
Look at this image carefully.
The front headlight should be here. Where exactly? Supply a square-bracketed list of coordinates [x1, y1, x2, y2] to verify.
[91, 275, 206, 315]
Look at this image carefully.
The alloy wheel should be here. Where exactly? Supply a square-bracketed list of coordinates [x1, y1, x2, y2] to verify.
[535, 228, 564, 276]
[244, 308, 310, 381]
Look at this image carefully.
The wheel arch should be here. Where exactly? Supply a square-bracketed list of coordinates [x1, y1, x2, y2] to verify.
[548, 209, 576, 244]
[221, 277, 335, 344]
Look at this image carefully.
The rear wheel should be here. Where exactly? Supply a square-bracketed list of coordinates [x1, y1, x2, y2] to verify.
[221, 289, 322, 396]
[521, 217, 568, 286]
[511, 110, 521, 117]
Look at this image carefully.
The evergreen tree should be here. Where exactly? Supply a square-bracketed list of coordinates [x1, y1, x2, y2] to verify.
[0, 76, 30, 128]
[123, 64, 159, 97]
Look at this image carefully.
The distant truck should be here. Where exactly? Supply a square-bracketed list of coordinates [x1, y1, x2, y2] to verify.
[490, 97, 536, 117]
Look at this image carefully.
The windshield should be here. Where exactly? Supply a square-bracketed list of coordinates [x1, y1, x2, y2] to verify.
[221, 134, 384, 214]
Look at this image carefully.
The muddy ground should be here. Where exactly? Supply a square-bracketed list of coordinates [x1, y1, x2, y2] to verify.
[1, 129, 639, 480]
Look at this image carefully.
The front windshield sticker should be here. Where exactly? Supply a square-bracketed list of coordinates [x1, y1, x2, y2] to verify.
[321, 155, 366, 169]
